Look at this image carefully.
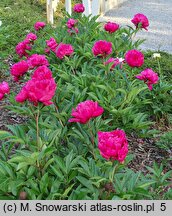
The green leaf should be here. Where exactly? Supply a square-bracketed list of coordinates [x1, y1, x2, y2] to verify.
[138, 180, 157, 188]
[54, 156, 66, 173]
[62, 183, 75, 198]
[161, 171, 172, 183]
[50, 165, 64, 180]
[76, 176, 94, 191]
[27, 166, 36, 178]
[0, 131, 12, 140]
[17, 162, 29, 171]
[78, 160, 91, 177]
[40, 173, 49, 193]
[0, 161, 15, 178]
[134, 188, 152, 198]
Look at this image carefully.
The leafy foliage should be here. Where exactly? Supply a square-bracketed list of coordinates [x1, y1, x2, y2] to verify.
[155, 131, 172, 152]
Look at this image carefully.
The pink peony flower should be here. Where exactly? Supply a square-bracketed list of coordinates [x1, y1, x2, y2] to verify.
[67, 18, 78, 29]
[16, 74, 56, 106]
[0, 81, 10, 94]
[27, 54, 49, 69]
[98, 129, 128, 163]
[56, 43, 74, 59]
[67, 27, 79, 35]
[92, 40, 112, 57]
[131, 13, 149, 30]
[15, 39, 32, 58]
[0, 93, 4, 100]
[10, 60, 29, 81]
[15, 88, 28, 103]
[73, 3, 85, 13]
[105, 57, 124, 70]
[69, 100, 104, 124]
[104, 22, 119, 33]
[34, 21, 46, 31]
[46, 37, 58, 53]
[136, 68, 159, 90]
[26, 32, 37, 41]
[31, 66, 53, 80]
[125, 49, 144, 67]
[0, 81, 10, 100]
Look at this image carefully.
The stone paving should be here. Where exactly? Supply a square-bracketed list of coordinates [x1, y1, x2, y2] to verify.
[100, 0, 172, 53]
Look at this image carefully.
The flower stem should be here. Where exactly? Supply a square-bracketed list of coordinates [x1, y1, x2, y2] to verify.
[54, 104, 64, 127]
[87, 120, 96, 159]
[88, 120, 94, 146]
[35, 107, 42, 177]
[157, 59, 162, 81]
[36, 108, 40, 150]
[110, 162, 118, 183]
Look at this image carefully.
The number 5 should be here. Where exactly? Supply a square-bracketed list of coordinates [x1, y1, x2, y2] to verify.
[160, 203, 166, 211]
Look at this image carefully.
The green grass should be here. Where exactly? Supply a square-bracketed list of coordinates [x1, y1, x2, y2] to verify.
[0, 0, 81, 78]
[0, 0, 46, 77]
[141, 51, 172, 81]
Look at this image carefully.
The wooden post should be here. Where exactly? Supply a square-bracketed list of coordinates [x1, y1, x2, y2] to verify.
[65, 0, 72, 15]
[47, 0, 59, 24]
[91, 0, 100, 16]
[46, 0, 109, 25]
[53, 0, 59, 12]
[100, 0, 106, 14]
[82, 0, 91, 16]
[46, 0, 50, 24]
[47, 0, 54, 24]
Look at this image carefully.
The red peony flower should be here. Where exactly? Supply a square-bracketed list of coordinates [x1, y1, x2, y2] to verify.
[26, 32, 37, 41]
[131, 13, 149, 30]
[34, 21, 46, 31]
[56, 43, 74, 59]
[31, 66, 53, 80]
[73, 3, 85, 13]
[16, 68, 56, 106]
[125, 49, 144, 67]
[92, 40, 112, 57]
[98, 129, 128, 163]
[0, 81, 10, 100]
[104, 57, 124, 70]
[67, 18, 78, 29]
[15, 39, 32, 58]
[136, 68, 159, 90]
[27, 54, 49, 69]
[0, 81, 10, 94]
[10, 60, 29, 81]
[104, 22, 119, 33]
[0, 93, 4, 100]
[69, 100, 104, 124]
[15, 88, 28, 103]
[46, 37, 58, 53]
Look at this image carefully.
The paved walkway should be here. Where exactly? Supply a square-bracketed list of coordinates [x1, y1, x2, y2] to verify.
[100, 0, 172, 53]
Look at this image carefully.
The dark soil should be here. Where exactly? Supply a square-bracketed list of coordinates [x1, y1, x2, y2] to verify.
[0, 76, 26, 131]
[128, 134, 172, 174]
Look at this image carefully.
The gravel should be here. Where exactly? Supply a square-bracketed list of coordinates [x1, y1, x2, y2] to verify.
[99, 0, 172, 53]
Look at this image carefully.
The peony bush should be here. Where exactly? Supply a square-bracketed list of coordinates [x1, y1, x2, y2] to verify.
[0, 6, 171, 200]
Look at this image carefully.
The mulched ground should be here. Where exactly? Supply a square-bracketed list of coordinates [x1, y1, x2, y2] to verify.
[128, 134, 172, 174]
[0, 76, 26, 131]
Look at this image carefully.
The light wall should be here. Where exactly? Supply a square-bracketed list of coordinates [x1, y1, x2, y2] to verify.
[102, 0, 128, 13]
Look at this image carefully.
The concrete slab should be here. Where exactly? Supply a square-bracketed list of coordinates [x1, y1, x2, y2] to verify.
[100, 0, 172, 53]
